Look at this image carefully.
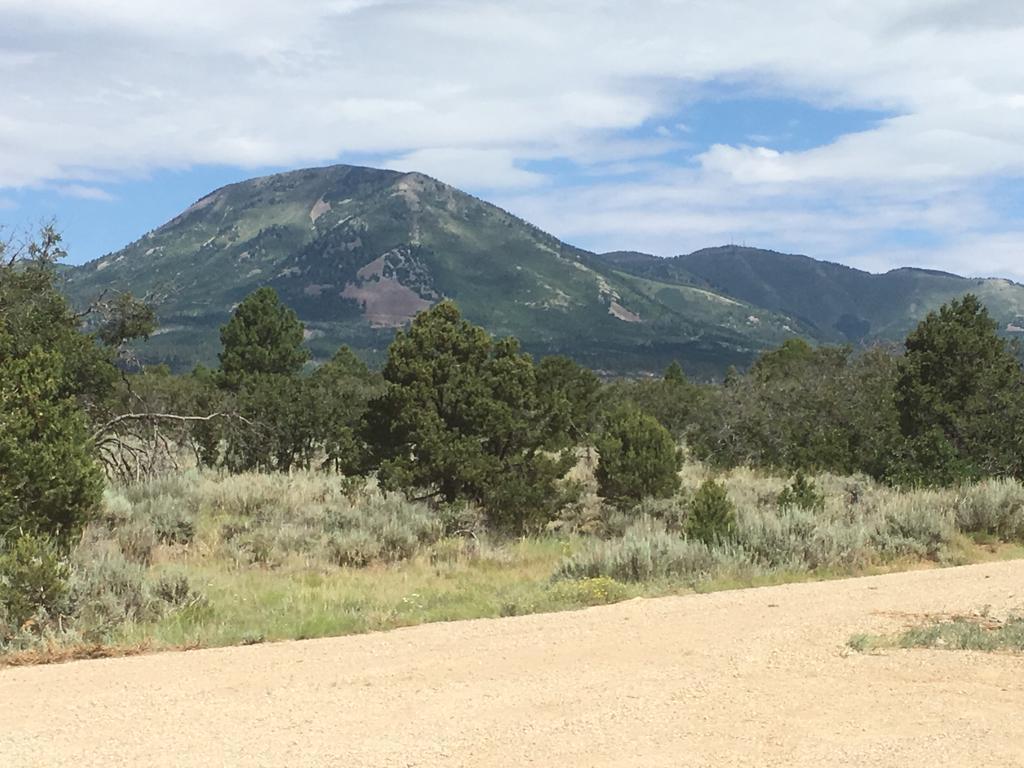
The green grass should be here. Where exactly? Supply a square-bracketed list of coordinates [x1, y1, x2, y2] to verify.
[115, 537, 1024, 655]
[115, 538, 612, 649]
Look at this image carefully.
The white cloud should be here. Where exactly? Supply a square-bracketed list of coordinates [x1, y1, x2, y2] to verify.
[54, 184, 114, 201]
[1, 0, 1024, 276]
[383, 148, 545, 190]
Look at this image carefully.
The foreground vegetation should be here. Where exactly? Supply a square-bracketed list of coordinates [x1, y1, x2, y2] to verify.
[850, 614, 1024, 654]
[4, 227, 1024, 662]
[4, 465, 1024, 662]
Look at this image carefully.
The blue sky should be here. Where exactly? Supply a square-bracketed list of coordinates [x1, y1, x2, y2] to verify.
[2, 0, 1023, 279]
[0, 96, 893, 265]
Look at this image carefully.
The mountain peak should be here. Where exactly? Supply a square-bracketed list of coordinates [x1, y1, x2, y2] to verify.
[68, 163, 803, 375]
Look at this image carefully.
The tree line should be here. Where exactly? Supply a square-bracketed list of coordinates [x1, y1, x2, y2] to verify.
[3, 228, 1024, 552]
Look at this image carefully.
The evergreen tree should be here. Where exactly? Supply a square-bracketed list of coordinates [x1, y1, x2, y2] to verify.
[363, 302, 573, 531]
[895, 294, 1024, 482]
[751, 337, 816, 382]
[0, 230, 107, 543]
[0, 229, 118, 411]
[223, 374, 316, 472]
[688, 343, 902, 479]
[663, 360, 686, 384]
[214, 288, 315, 470]
[310, 347, 381, 472]
[218, 287, 308, 387]
[595, 408, 681, 506]
[0, 346, 103, 542]
[686, 479, 736, 544]
[535, 355, 602, 448]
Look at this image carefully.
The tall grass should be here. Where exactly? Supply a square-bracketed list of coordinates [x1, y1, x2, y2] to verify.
[4, 464, 1024, 661]
[556, 468, 1023, 583]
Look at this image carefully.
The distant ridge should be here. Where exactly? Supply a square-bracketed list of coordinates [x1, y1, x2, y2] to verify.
[601, 244, 1024, 343]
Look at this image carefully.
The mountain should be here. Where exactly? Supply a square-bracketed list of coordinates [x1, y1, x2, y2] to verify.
[64, 165, 805, 376]
[64, 165, 1024, 376]
[600, 245, 1024, 344]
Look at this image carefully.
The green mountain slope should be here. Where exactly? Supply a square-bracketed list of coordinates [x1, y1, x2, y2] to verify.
[601, 245, 1024, 343]
[65, 166, 804, 375]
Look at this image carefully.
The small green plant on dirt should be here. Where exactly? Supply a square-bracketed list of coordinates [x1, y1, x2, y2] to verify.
[848, 614, 1024, 653]
[547, 576, 630, 607]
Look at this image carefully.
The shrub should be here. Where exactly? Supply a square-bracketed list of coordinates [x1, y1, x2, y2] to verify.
[557, 518, 734, 583]
[146, 497, 197, 546]
[0, 349, 103, 544]
[956, 479, 1024, 541]
[686, 479, 737, 544]
[777, 471, 825, 512]
[69, 540, 157, 632]
[736, 505, 870, 570]
[324, 493, 442, 566]
[151, 572, 205, 609]
[631, 494, 691, 534]
[0, 534, 71, 633]
[327, 529, 383, 568]
[596, 408, 681, 506]
[871, 494, 957, 560]
[115, 516, 159, 565]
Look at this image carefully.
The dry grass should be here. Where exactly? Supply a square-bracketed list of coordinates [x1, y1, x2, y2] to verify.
[4, 462, 1024, 663]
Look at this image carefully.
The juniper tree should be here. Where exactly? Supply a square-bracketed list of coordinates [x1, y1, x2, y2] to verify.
[362, 301, 574, 531]
[894, 294, 1024, 483]
[595, 407, 681, 506]
[218, 287, 308, 388]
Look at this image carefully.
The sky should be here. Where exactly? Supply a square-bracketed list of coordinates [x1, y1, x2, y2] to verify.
[1, 0, 1023, 280]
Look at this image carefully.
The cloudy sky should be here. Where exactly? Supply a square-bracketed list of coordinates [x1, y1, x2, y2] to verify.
[1, 0, 1023, 279]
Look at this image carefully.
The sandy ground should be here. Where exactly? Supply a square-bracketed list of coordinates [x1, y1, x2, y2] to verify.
[3, 560, 1024, 768]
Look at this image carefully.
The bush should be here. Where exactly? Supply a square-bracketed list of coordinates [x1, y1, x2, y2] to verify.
[325, 493, 442, 566]
[327, 529, 384, 568]
[145, 497, 197, 546]
[0, 534, 70, 633]
[557, 518, 735, 583]
[871, 494, 957, 560]
[686, 479, 736, 544]
[956, 479, 1024, 541]
[596, 409, 681, 506]
[777, 471, 825, 512]
[151, 572, 205, 609]
[115, 516, 159, 565]
[736, 505, 870, 570]
[69, 541, 157, 631]
[631, 494, 691, 534]
[0, 349, 103, 544]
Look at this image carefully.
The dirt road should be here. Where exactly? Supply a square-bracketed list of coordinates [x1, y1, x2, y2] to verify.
[3, 561, 1023, 767]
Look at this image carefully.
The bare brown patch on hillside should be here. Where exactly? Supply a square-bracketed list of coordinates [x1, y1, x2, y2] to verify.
[309, 196, 331, 223]
[341, 279, 432, 327]
[609, 300, 641, 323]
